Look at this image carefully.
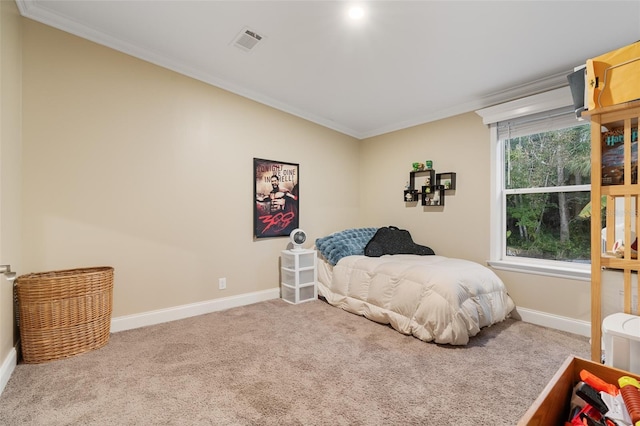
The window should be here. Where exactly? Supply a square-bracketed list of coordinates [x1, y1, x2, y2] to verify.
[502, 113, 591, 261]
[477, 87, 591, 280]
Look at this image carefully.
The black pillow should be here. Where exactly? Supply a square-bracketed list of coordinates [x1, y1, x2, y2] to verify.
[364, 226, 435, 257]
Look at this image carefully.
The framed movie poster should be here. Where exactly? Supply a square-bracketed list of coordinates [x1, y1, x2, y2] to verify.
[254, 158, 299, 238]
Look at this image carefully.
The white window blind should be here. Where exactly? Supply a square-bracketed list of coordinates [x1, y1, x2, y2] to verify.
[497, 105, 582, 140]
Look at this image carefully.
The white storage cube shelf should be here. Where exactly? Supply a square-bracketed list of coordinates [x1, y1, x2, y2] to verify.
[281, 249, 317, 304]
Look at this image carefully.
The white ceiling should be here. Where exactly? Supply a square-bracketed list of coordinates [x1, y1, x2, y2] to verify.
[16, 0, 640, 139]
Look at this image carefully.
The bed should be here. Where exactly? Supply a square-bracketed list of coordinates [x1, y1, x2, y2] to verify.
[315, 227, 516, 345]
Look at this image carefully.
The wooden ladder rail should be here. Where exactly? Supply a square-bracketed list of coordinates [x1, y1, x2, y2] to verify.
[588, 102, 640, 362]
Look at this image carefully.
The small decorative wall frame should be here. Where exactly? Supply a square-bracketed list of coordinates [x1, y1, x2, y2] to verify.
[436, 172, 456, 191]
[404, 170, 456, 208]
[422, 185, 445, 206]
[404, 189, 419, 202]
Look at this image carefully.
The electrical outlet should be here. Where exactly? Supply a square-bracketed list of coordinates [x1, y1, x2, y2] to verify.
[218, 277, 226, 290]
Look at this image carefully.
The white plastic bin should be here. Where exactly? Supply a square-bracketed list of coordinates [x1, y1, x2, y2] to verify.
[602, 312, 640, 374]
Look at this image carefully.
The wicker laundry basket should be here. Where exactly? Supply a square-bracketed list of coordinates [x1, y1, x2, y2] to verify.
[15, 266, 114, 364]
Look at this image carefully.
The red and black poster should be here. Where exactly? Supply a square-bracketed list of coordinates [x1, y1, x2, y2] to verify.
[254, 158, 299, 238]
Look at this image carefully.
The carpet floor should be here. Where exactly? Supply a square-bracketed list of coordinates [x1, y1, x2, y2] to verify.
[0, 298, 590, 425]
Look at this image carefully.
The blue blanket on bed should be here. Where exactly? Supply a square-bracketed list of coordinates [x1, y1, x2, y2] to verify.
[315, 227, 378, 266]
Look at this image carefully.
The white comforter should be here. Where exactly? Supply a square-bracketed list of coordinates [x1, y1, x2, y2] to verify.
[317, 254, 515, 345]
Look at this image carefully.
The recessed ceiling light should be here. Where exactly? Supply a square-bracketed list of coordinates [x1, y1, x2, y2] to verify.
[348, 6, 365, 20]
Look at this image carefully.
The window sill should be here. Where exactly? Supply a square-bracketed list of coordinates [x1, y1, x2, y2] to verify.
[487, 259, 590, 281]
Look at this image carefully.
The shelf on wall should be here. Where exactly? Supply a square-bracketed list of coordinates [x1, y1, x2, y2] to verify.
[403, 189, 419, 202]
[404, 169, 455, 208]
[421, 185, 445, 206]
[436, 172, 456, 191]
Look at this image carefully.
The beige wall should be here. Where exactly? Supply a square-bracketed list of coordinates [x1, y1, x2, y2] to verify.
[21, 20, 361, 317]
[0, 0, 22, 366]
[358, 113, 591, 322]
[359, 113, 492, 264]
[498, 270, 590, 321]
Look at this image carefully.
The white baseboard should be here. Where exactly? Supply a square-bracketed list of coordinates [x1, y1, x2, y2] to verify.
[110, 287, 280, 333]
[0, 347, 17, 396]
[109, 290, 590, 337]
[515, 306, 591, 337]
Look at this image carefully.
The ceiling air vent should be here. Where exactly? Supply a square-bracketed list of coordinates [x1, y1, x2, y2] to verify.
[232, 27, 264, 52]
